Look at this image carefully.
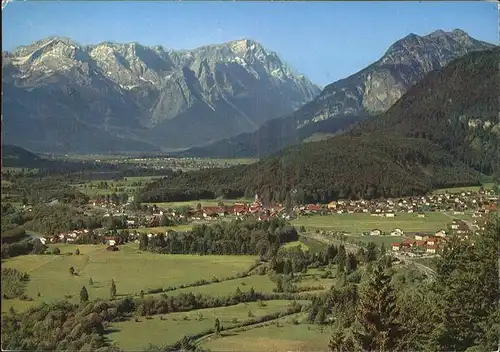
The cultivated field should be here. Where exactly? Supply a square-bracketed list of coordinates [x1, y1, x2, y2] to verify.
[292, 212, 451, 234]
[108, 300, 304, 350]
[168, 275, 277, 297]
[202, 316, 330, 352]
[345, 234, 408, 247]
[1, 243, 257, 312]
[74, 178, 151, 196]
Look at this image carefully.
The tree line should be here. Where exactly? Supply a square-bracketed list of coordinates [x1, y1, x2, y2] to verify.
[140, 218, 298, 257]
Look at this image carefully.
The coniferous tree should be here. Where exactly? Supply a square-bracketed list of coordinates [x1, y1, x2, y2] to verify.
[352, 261, 403, 351]
[336, 245, 347, 272]
[285, 191, 293, 210]
[329, 322, 355, 352]
[139, 233, 148, 251]
[364, 242, 378, 263]
[80, 285, 89, 303]
[346, 253, 358, 273]
[110, 279, 117, 298]
[214, 318, 221, 336]
[430, 215, 500, 351]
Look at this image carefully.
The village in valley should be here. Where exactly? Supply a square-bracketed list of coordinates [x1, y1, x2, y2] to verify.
[33, 185, 499, 262]
[2, 5, 499, 348]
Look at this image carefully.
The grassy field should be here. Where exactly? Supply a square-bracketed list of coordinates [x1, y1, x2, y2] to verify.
[169, 275, 277, 297]
[282, 241, 310, 252]
[298, 236, 327, 253]
[108, 300, 305, 350]
[432, 183, 495, 194]
[1, 244, 257, 312]
[202, 317, 330, 352]
[292, 212, 451, 234]
[297, 268, 337, 291]
[130, 225, 194, 233]
[347, 234, 408, 247]
[146, 198, 253, 209]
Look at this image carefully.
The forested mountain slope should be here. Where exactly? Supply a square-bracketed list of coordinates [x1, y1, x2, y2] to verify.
[352, 47, 500, 177]
[178, 29, 494, 158]
[139, 48, 497, 203]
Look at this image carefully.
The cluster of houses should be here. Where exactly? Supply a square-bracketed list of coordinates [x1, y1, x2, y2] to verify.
[324, 190, 498, 216]
[52, 189, 495, 249]
[86, 188, 498, 225]
[38, 229, 91, 244]
[390, 219, 472, 256]
[99, 157, 238, 171]
[392, 233, 446, 255]
[190, 195, 288, 221]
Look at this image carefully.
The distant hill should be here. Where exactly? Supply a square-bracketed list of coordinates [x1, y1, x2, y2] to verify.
[178, 29, 494, 158]
[2, 145, 45, 168]
[177, 114, 370, 158]
[139, 48, 497, 203]
[352, 47, 500, 177]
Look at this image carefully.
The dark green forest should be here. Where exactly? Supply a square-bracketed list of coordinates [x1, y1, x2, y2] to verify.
[141, 218, 298, 256]
[138, 135, 480, 204]
[353, 48, 500, 177]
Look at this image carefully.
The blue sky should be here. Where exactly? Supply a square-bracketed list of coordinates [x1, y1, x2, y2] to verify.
[2, 1, 498, 86]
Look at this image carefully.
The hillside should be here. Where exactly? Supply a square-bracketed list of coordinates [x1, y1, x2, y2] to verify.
[352, 47, 500, 177]
[139, 48, 498, 203]
[2, 145, 44, 167]
[2, 38, 319, 153]
[139, 135, 480, 204]
[179, 29, 494, 158]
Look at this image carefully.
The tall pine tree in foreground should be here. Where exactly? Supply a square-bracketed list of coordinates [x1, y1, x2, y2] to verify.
[431, 213, 500, 351]
[352, 260, 403, 351]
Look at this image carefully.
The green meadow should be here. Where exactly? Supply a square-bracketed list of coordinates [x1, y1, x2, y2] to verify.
[292, 212, 451, 234]
[202, 315, 330, 352]
[1, 244, 257, 312]
[108, 300, 304, 350]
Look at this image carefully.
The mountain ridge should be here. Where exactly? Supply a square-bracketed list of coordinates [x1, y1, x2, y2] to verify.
[178, 29, 495, 158]
[139, 48, 498, 203]
[2, 37, 320, 153]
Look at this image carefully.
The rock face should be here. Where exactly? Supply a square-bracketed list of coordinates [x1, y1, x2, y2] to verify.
[298, 29, 494, 127]
[180, 29, 494, 158]
[2, 37, 320, 153]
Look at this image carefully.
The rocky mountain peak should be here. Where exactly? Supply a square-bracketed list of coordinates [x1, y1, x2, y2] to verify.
[228, 38, 265, 56]
[291, 29, 494, 127]
[3, 36, 320, 153]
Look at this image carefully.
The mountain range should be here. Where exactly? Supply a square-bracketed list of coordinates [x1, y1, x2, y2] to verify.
[139, 47, 500, 203]
[179, 29, 495, 158]
[2, 38, 319, 153]
[2, 29, 495, 156]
